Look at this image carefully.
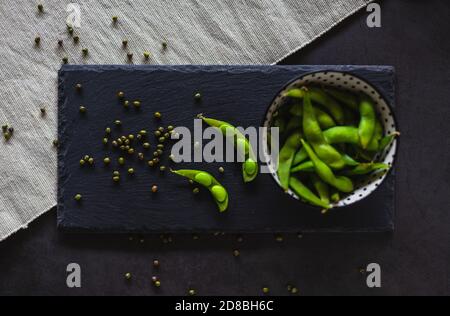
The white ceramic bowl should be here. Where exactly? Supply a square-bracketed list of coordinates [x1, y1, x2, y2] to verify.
[262, 71, 398, 208]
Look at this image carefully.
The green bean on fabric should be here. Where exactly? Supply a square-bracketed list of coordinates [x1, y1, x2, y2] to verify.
[199, 115, 258, 183]
[290, 160, 314, 173]
[289, 177, 331, 210]
[311, 174, 330, 205]
[358, 98, 376, 149]
[277, 132, 302, 190]
[285, 88, 345, 124]
[302, 88, 346, 170]
[301, 139, 354, 193]
[343, 163, 389, 176]
[171, 169, 229, 212]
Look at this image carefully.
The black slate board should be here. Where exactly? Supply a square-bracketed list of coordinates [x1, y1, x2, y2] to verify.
[57, 65, 395, 233]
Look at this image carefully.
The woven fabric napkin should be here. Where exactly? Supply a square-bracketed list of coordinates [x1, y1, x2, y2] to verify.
[0, 0, 371, 241]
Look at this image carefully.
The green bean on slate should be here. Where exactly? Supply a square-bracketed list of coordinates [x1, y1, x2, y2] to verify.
[277, 132, 302, 190]
[289, 177, 331, 210]
[199, 115, 258, 183]
[343, 163, 389, 176]
[171, 169, 229, 212]
[302, 88, 346, 170]
[358, 98, 376, 149]
[301, 139, 354, 193]
[311, 174, 330, 205]
[330, 189, 340, 203]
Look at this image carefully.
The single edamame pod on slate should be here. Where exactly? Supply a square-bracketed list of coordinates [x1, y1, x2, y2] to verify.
[311, 174, 330, 205]
[289, 177, 331, 210]
[302, 88, 346, 170]
[301, 139, 354, 193]
[290, 160, 314, 173]
[343, 163, 389, 176]
[171, 169, 229, 212]
[285, 88, 345, 124]
[198, 114, 258, 183]
[358, 98, 376, 149]
[277, 132, 302, 190]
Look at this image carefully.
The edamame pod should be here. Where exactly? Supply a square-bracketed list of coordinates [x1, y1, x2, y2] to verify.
[289, 177, 331, 210]
[379, 132, 400, 151]
[285, 88, 345, 124]
[301, 139, 354, 193]
[311, 174, 330, 205]
[277, 132, 302, 190]
[303, 88, 346, 170]
[358, 98, 376, 149]
[292, 147, 308, 166]
[289, 104, 336, 129]
[199, 115, 258, 183]
[322, 124, 380, 152]
[325, 88, 359, 111]
[291, 160, 314, 173]
[343, 163, 389, 176]
[171, 169, 229, 212]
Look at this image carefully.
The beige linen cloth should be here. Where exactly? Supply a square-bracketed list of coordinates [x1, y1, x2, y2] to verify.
[0, 0, 372, 241]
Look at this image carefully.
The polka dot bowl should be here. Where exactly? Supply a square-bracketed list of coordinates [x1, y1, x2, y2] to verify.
[262, 71, 398, 209]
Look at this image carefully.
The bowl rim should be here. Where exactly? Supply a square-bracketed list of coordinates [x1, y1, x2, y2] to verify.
[261, 69, 400, 210]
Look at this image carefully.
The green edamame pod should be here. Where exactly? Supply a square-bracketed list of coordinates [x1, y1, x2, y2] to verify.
[358, 98, 376, 149]
[285, 88, 345, 124]
[289, 177, 331, 210]
[289, 104, 336, 130]
[325, 88, 359, 111]
[341, 154, 359, 167]
[366, 120, 383, 152]
[315, 107, 336, 129]
[379, 131, 400, 151]
[323, 126, 359, 144]
[171, 169, 229, 212]
[322, 124, 381, 153]
[301, 139, 354, 193]
[302, 88, 346, 170]
[343, 163, 389, 176]
[292, 147, 308, 166]
[290, 160, 314, 173]
[277, 132, 302, 190]
[311, 174, 330, 205]
[330, 190, 340, 203]
[199, 115, 258, 183]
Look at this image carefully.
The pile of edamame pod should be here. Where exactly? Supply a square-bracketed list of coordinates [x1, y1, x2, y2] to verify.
[274, 86, 399, 212]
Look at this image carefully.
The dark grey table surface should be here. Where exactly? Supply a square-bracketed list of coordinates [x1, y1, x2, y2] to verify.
[0, 0, 449, 296]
